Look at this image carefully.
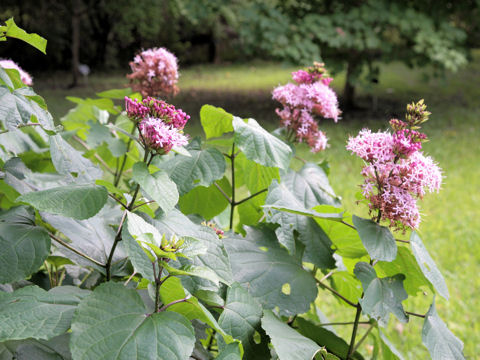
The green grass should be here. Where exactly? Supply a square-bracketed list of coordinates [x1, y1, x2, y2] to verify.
[35, 58, 480, 358]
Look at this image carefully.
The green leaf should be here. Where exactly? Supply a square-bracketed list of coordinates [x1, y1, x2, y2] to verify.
[49, 135, 102, 183]
[0, 18, 47, 53]
[0, 87, 54, 132]
[264, 204, 343, 221]
[224, 226, 317, 316]
[330, 271, 362, 307]
[283, 163, 341, 207]
[200, 105, 233, 139]
[122, 225, 155, 281]
[159, 277, 234, 344]
[295, 318, 364, 360]
[0, 286, 89, 341]
[0, 334, 71, 360]
[236, 153, 279, 194]
[179, 176, 231, 220]
[264, 180, 334, 268]
[410, 232, 449, 300]
[216, 343, 242, 360]
[41, 208, 124, 272]
[314, 207, 367, 259]
[0, 206, 50, 283]
[132, 162, 179, 213]
[375, 246, 431, 296]
[377, 329, 404, 360]
[354, 262, 408, 326]
[262, 310, 321, 360]
[17, 184, 108, 220]
[422, 298, 465, 360]
[233, 117, 292, 169]
[352, 215, 397, 262]
[218, 283, 269, 359]
[71, 282, 195, 360]
[160, 142, 226, 195]
[96, 88, 132, 99]
[165, 263, 221, 286]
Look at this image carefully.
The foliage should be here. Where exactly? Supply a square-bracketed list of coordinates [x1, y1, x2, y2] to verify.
[0, 21, 466, 360]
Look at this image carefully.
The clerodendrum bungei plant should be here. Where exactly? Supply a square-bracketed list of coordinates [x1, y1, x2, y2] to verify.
[0, 19, 466, 360]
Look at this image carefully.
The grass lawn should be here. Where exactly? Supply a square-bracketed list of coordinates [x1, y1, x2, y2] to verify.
[35, 58, 479, 358]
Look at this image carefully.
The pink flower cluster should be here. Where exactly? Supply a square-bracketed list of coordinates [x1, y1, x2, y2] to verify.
[347, 102, 442, 230]
[125, 97, 189, 129]
[272, 62, 340, 152]
[0, 59, 33, 86]
[139, 117, 188, 154]
[124, 97, 189, 154]
[127, 48, 179, 98]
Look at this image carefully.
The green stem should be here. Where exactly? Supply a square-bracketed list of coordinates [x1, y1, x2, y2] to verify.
[229, 142, 236, 230]
[234, 188, 268, 206]
[49, 233, 104, 267]
[352, 323, 374, 354]
[114, 124, 136, 186]
[347, 305, 362, 359]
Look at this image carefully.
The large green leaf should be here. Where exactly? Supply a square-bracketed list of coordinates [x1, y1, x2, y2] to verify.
[218, 283, 269, 359]
[70, 282, 195, 360]
[0, 18, 47, 53]
[233, 117, 292, 169]
[410, 232, 449, 300]
[295, 318, 364, 360]
[375, 246, 430, 296]
[224, 226, 317, 316]
[132, 162, 179, 213]
[160, 139, 226, 195]
[41, 208, 125, 272]
[0, 206, 50, 283]
[17, 184, 108, 220]
[330, 271, 362, 307]
[354, 262, 408, 326]
[422, 298, 465, 360]
[200, 105, 234, 139]
[0, 286, 89, 342]
[159, 277, 234, 344]
[179, 176, 231, 220]
[352, 216, 397, 262]
[377, 329, 404, 360]
[262, 310, 320, 360]
[49, 134, 102, 183]
[0, 87, 54, 132]
[0, 334, 72, 360]
[264, 180, 335, 268]
[216, 343, 242, 360]
[235, 153, 279, 194]
[283, 163, 341, 207]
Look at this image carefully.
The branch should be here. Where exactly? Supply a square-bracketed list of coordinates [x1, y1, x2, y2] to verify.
[73, 136, 115, 174]
[352, 323, 375, 354]
[319, 321, 371, 326]
[214, 181, 232, 204]
[131, 200, 155, 211]
[159, 296, 191, 312]
[396, 238, 410, 244]
[49, 232, 104, 267]
[406, 311, 426, 318]
[234, 188, 268, 206]
[108, 193, 127, 209]
[316, 280, 358, 308]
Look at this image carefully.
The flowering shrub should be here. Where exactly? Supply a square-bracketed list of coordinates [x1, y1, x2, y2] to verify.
[0, 21, 465, 360]
[127, 47, 179, 98]
[272, 62, 340, 152]
[0, 59, 33, 85]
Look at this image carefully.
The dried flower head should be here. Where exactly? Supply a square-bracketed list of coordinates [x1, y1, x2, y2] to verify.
[127, 48, 179, 98]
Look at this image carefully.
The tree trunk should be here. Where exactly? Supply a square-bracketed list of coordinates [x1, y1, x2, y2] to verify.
[343, 59, 357, 110]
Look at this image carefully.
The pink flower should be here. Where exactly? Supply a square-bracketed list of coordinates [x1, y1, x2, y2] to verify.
[139, 117, 188, 154]
[272, 63, 340, 153]
[347, 106, 442, 231]
[127, 47, 179, 98]
[0, 59, 33, 86]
